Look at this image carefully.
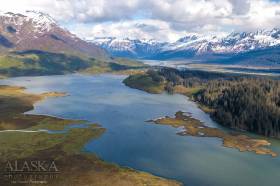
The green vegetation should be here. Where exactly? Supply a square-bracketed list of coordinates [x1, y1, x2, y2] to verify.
[194, 78, 280, 138]
[0, 85, 71, 130]
[0, 85, 180, 186]
[83, 57, 147, 75]
[0, 56, 24, 68]
[172, 85, 203, 97]
[0, 50, 147, 77]
[123, 70, 165, 93]
[124, 68, 280, 138]
[113, 57, 146, 67]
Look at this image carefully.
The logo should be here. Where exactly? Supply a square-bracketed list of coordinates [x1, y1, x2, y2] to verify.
[1, 160, 60, 184]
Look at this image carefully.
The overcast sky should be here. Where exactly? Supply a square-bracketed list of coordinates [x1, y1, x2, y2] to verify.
[1, 0, 280, 41]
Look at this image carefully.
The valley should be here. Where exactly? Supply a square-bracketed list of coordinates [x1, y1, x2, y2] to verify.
[91, 30, 280, 67]
[0, 8, 280, 186]
[143, 60, 280, 76]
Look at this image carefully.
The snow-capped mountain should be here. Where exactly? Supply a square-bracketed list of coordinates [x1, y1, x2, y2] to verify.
[89, 37, 166, 58]
[0, 11, 107, 59]
[90, 29, 280, 60]
[168, 29, 280, 54]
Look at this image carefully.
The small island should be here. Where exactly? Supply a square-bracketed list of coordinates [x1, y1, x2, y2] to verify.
[148, 111, 277, 157]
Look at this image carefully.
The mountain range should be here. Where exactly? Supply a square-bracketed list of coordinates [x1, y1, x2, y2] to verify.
[90, 30, 280, 66]
[0, 10, 279, 69]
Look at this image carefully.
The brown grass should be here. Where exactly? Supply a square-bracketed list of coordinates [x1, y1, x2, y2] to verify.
[0, 85, 182, 186]
[149, 111, 277, 157]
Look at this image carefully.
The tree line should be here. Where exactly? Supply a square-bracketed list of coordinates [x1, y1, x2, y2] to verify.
[152, 67, 280, 138]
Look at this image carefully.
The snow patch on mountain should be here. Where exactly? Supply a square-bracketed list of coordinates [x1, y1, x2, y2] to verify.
[0, 11, 107, 59]
[89, 37, 166, 58]
[90, 29, 280, 59]
[0, 10, 56, 33]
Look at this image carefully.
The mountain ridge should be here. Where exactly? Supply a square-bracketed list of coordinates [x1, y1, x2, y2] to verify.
[90, 29, 280, 66]
[0, 10, 108, 59]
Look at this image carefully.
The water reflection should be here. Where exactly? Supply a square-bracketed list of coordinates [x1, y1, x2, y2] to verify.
[1, 74, 280, 186]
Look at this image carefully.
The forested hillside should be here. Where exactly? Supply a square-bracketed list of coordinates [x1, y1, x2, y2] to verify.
[124, 68, 280, 138]
[195, 78, 280, 137]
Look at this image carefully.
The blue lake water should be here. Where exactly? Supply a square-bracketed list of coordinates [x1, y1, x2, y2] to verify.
[1, 74, 280, 186]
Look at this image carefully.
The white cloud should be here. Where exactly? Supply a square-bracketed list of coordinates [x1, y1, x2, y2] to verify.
[69, 20, 185, 42]
[0, 0, 280, 41]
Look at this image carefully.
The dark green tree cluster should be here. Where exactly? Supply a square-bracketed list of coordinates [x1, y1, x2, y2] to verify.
[147, 69, 165, 83]
[152, 67, 280, 137]
[195, 78, 280, 137]
[155, 68, 228, 96]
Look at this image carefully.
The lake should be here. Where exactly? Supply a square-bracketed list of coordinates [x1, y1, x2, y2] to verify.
[1, 74, 280, 186]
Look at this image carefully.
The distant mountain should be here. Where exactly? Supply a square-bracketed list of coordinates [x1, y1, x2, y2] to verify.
[0, 11, 107, 59]
[157, 29, 280, 60]
[89, 37, 166, 58]
[90, 29, 280, 66]
[212, 46, 280, 66]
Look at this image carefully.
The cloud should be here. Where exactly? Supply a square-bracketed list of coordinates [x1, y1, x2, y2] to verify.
[229, 0, 251, 15]
[69, 19, 185, 42]
[0, 0, 280, 41]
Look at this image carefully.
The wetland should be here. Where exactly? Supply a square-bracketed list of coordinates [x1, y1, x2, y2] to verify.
[1, 74, 280, 186]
